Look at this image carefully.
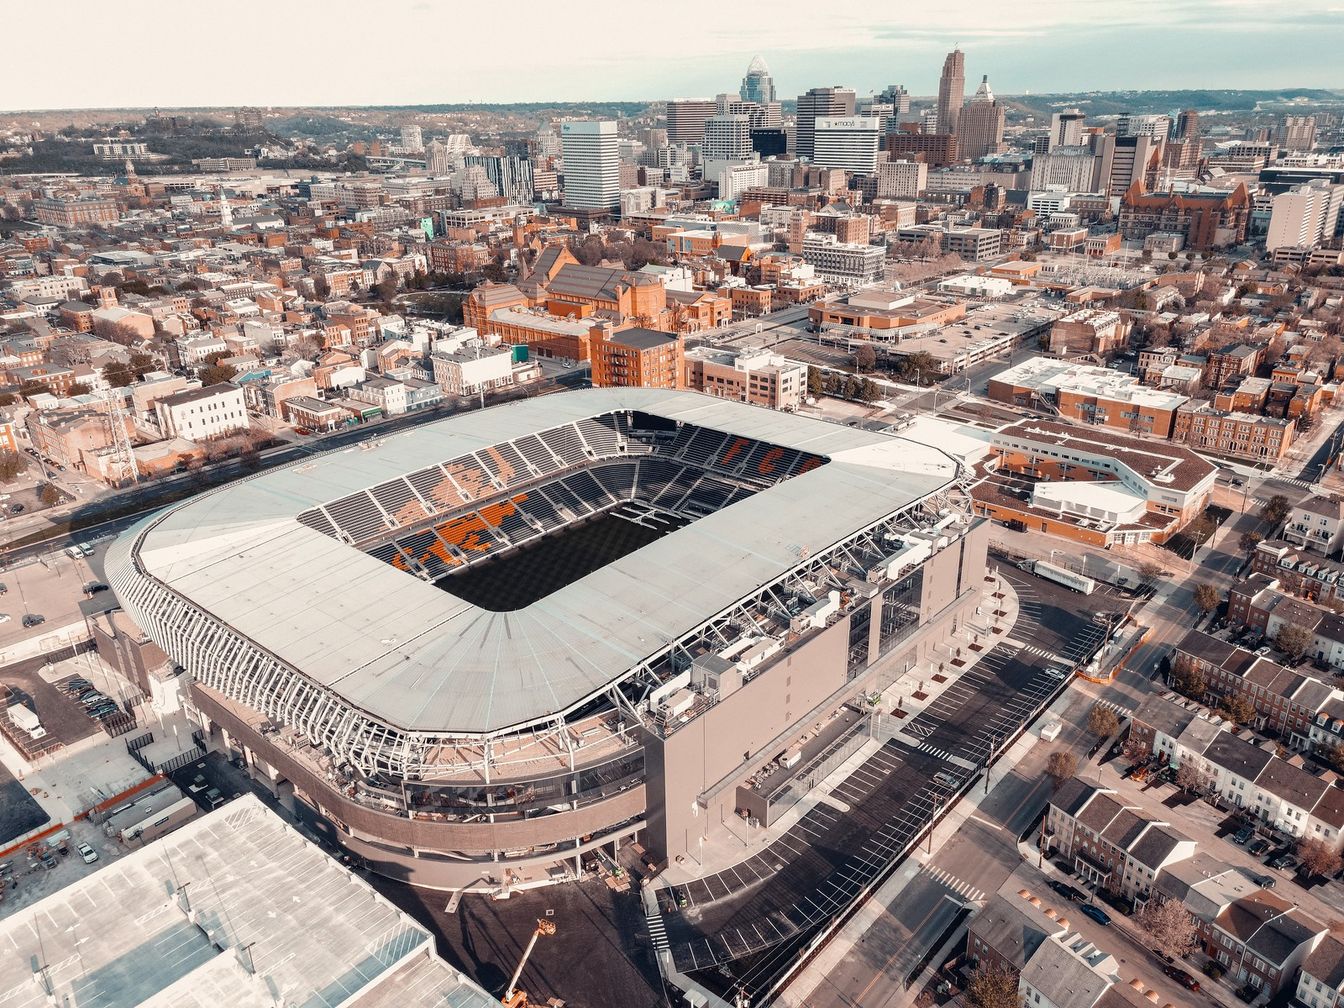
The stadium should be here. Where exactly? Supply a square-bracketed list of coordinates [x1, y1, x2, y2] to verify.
[106, 388, 988, 889]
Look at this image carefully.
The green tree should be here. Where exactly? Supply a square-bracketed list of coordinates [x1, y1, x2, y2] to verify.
[1192, 582, 1220, 614]
[199, 363, 237, 386]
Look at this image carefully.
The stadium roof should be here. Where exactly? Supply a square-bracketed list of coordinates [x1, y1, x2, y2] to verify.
[115, 389, 960, 735]
[0, 795, 495, 1008]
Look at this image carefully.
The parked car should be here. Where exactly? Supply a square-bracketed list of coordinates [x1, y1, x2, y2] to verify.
[83, 582, 109, 596]
[76, 842, 98, 864]
[1268, 851, 1296, 870]
[8, 504, 21, 514]
[1048, 880, 1086, 902]
[1163, 965, 1201, 991]
[78, 543, 94, 556]
[1077, 903, 1112, 926]
[932, 771, 962, 788]
[1233, 824, 1255, 845]
[1248, 838, 1270, 856]
[21, 613, 44, 628]
[1256, 874, 1276, 889]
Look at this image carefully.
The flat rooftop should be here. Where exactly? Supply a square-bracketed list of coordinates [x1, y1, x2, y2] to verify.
[991, 355, 1189, 411]
[110, 389, 960, 736]
[0, 795, 495, 1008]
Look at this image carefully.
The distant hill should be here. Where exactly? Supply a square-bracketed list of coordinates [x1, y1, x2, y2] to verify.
[1002, 88, 1344, 120]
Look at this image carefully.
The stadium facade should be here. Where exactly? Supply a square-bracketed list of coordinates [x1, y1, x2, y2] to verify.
[107, 389, 988, 889]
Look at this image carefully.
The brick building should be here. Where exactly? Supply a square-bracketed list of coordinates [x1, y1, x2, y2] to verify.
[589, 328, 683, 389]
[1173, 403, 1295, 465]
[1118, 183, 1251, 250]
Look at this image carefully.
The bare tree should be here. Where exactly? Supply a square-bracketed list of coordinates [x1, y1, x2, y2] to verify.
[964, 963, 1022, 1008]
[1087, 704, 1121, 740]
[1276, 623, 1315, 662]
[1045, 750, 1078, 790]
[1174, 761, 1209, 793]
[0, 451, 25, 483]
[1239, 531, 1264, 553]
[1192, 583, 1221, 614]
[1260, 495, 1291, 527]
[1298, 838, 1343, 880]
[1134, 898, 1200, 957]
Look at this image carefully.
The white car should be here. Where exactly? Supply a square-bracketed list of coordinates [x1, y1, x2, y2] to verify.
[77, 842, 98, 864]
[0, 614, 10, 624]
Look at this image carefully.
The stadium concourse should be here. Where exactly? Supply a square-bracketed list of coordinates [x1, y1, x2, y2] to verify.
[106, 388, 988, 892]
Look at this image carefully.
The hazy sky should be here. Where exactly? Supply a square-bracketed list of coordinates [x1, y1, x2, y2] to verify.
[3, 0, 1341, 111]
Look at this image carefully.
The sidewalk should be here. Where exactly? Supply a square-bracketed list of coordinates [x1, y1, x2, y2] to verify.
[656, 574, 1020, 890]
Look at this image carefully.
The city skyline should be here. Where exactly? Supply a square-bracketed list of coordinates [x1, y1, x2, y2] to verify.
[3, 0, 1343, 112]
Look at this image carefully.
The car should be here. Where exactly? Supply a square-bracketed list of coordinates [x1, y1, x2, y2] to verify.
[83, 582, 109, 595]
[1248, 838, 1270, 856]
[61, 680, 91, 694]
[76, 842, 98, 864]
[0, 614, 9, 624]
[204, 787, 225, 809]
[1163, 965, 1201, 991]
[0, 582, 7, 595]
[186, 776, 209, 795]
[1231, 478, 1245, 487]
[64, 546, 83, 560]
[78, 543, 94, 556]
[932, 771, 962, 788]
[1268, 852, 1296, 870]
[1233, 824, 1255, 845]
[1077, 903, 1112, 926]
[8, 504, 21, 514]
[1256, 874, 1277, 889]
[1048, 880, 1086, 901]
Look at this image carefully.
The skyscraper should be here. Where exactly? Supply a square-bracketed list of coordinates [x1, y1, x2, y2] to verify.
[1280, 115, 1318, 152]
[702, 114, 753, 160]
[1046, 109, 1087, 151]
[560, 120, 620, 212]
[795, 86, 856, 161]
[936, 49, 965, 135]
[956, 75, 1005, 161]
[666, 98, 717, 146]
[740, 55, 776, 104]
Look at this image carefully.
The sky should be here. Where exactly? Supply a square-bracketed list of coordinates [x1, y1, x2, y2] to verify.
[3, 0, 1341, 111]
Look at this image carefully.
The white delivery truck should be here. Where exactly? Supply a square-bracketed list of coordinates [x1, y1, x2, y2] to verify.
[7, 703, 47, 740]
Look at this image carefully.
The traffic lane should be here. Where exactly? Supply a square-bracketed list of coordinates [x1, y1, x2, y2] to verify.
[816, 873, 967, 1008]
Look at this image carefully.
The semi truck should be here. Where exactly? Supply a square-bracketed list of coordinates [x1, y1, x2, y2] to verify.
[7, 702, 46, 740]
[1029, 559, 1097, 595]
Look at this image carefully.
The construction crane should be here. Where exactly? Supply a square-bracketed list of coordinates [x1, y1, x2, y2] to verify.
[501, 918, 556, 1008]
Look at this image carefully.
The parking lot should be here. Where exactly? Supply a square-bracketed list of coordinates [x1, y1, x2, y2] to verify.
[0, 537, 116, 656]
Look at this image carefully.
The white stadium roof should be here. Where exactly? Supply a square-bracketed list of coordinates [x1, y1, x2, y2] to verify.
[115, 389, 960, 735]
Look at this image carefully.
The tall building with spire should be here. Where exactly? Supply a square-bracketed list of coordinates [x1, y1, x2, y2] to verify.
[741, 55, 775, 104]
[957, 75, 1005, 161]
[936, 48, 965, 135]
[218, 187, 232, 229]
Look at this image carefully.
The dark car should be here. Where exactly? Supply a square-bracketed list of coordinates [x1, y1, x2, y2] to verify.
[21, 614, 44, 628]
[1232, 824, 1254, 845]
[83, 582, 110, 596]
[9, 504, 23, 514]
[1268, 851, 1296, 870]
[1163, 965, 1201, 991]
[1256, 874, 1277, 890]
[1077, 903, 1112, 926]
[1049, 880, 1086, 902]
[1248, 838, 1270, 856]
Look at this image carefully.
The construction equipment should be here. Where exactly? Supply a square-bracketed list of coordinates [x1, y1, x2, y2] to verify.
[501, 918, 556, 1007]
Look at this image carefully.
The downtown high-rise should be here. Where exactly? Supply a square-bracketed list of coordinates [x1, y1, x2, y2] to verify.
[560, 120, 620, 212]
[795, 85, 856, 161]
[936, 49, 965, 135]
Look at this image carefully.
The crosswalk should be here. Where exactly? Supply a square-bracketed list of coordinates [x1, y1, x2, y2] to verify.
[922, 864, 985, 903]
[912, 740, 955, 761]
[1090, 697, 1135, 719]
[646, 910, 670, 954]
